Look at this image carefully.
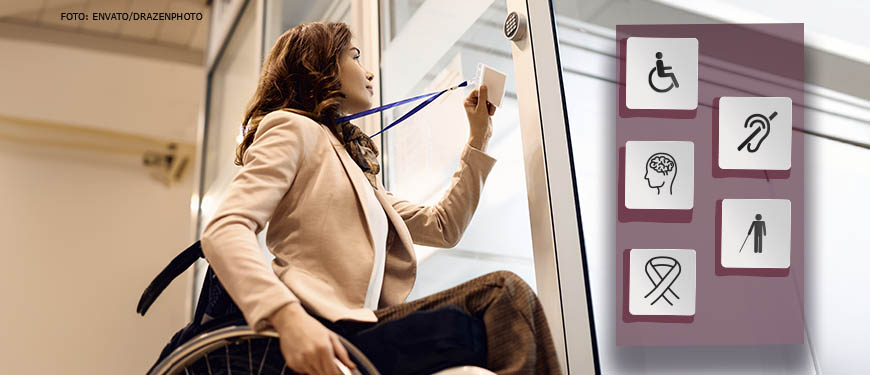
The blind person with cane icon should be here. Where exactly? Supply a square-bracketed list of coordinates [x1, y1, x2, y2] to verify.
[739, 214, 767, 253]
[721, 199, 791, 270]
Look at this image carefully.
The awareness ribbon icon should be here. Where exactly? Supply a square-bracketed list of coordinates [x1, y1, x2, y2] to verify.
[643, 256, 681, 306]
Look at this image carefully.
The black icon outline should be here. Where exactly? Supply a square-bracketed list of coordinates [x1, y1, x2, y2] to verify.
[648, 51, 680, 93]
[643, 256, 682, 306]
[644, 152, 677, 195]
[737, 111, 777, 153]
[739, 213, 767, 253]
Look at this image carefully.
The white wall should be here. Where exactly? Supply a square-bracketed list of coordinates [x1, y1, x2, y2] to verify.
[0, 37, 202, 143]
[0, 37, 202, 373]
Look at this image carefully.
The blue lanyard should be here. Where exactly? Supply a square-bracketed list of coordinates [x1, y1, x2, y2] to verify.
[337, 81, 469, 138]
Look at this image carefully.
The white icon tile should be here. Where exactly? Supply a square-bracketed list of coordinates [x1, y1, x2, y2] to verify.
[626, 37, 698, 110]
[625, 141, 694, 210]
[718, 97, 793, 170]
[629, 249, 696, 316]
[721, 199, 791, 269]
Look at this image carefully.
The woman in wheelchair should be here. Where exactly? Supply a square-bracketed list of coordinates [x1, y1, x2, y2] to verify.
[187, 21, 560, 375]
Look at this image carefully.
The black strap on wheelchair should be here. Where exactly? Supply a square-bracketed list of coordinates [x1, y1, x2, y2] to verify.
[138, 240, 241, 328]
[136, 240, 203, 317]
[140, 241, 247, 374]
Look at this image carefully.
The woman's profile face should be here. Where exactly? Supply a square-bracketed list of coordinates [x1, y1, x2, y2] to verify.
[337, 43, 374, 115]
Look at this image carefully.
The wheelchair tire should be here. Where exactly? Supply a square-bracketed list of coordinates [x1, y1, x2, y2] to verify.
[147, 325, 381, 375]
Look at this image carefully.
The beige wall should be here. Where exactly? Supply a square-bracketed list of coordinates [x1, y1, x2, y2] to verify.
[0, 37, 202, 373]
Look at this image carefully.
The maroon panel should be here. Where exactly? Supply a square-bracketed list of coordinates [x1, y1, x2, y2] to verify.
[615, 24, 804, 346]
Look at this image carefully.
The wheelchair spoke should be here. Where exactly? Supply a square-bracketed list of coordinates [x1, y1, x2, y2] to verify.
[204, 352, 213, 375]
[153, 329, 334, 375]
[248, 339, 253, 374]
[225, 344, 232, 375]
[257, 338, 271, 375]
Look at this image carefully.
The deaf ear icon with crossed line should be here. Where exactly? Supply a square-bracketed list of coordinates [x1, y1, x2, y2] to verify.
[643, 256, 682, 306]
[737, 111, 776, 153]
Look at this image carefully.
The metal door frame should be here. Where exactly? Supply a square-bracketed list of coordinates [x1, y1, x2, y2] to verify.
[507, 0, 599, 373]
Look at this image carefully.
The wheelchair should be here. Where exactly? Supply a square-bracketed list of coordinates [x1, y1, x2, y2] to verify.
[138, 241, 497, 375]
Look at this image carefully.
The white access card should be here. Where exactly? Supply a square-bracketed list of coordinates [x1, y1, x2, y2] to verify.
[476, 63, 507, 108]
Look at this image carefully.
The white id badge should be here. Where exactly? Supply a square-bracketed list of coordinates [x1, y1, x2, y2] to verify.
[475, 63, 507, 108]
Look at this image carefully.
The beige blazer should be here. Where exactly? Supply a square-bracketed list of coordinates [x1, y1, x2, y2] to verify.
[200, 109, 496, 332]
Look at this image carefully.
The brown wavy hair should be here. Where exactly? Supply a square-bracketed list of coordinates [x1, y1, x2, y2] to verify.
[234, 22, 351, 166]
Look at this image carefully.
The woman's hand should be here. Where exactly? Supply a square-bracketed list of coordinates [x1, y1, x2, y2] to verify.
[464, 84, 496, 152]
[269, 302, 356, 375]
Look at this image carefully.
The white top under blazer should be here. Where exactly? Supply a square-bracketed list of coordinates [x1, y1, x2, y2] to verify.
[341, 148, 389, 310]
[359, 177, 388, 310]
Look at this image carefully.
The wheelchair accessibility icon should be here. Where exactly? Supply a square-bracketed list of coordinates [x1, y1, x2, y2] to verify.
[648, 52, 680, 93]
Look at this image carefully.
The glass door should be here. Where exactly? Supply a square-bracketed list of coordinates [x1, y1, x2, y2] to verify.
[379, 0, 538, 300]
[378, 1, 598, 373]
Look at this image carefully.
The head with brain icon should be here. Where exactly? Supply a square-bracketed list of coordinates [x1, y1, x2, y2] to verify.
[644, 152, 677, 195]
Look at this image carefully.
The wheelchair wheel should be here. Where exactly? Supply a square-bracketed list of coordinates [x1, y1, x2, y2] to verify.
[148, 325, 381, 375]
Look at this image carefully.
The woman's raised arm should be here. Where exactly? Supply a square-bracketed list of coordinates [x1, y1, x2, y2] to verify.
[381, 143, 497, 248]
[380, 85, 498, 248]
